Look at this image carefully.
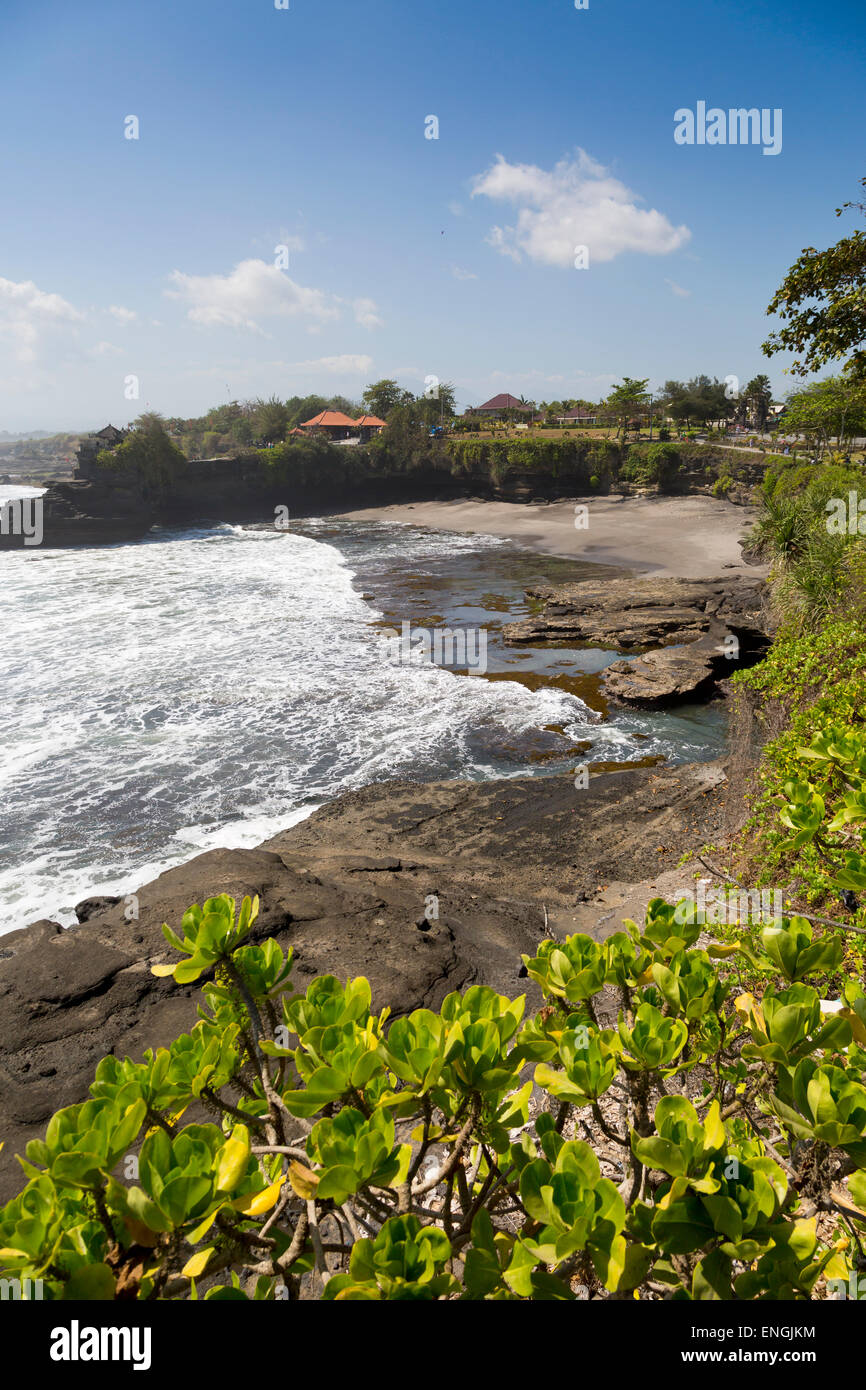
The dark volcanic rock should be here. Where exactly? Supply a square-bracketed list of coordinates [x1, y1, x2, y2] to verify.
[503, 576, 769, 707]
[74, 895, 122, 923]
[602, 639, 721, 706]
[503, 577, 766, 650]
[0, 934, 134, 1008]
[0, 761, 728, 1200]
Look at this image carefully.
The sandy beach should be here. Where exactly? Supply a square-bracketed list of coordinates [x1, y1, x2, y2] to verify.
[340, 494, 764, 579]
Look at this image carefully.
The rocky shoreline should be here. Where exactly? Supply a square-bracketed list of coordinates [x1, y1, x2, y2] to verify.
[0, 757, 731, 1203]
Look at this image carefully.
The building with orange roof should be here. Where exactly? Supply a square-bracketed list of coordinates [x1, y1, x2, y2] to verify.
[353, 414, 387, 441]
[298, 410, 360, 440]
[297, 410, 388, 443]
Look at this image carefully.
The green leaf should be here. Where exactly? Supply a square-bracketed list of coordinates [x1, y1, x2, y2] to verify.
[62, 1263, 117, 1300]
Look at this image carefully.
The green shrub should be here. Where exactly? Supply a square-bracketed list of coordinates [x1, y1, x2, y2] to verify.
[748, 461, 866, 630]
[97, 423, 187, 496]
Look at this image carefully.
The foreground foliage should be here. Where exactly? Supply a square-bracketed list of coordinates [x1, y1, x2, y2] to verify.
[2, 738, 866, 1302]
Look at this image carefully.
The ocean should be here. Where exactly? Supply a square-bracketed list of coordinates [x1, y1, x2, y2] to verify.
[0, 492, 726, 934]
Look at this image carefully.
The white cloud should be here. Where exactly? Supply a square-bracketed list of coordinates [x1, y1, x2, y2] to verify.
[292, 354, 373, 374]
[450, 265, 478, 281]
[665, 278, 691, 298]
[352, 297, 383, 328]
[108, 304, 137, 323]
[166, 259, 340, 331]
[0, 277, 83, 363]
[471, 151, 691, 266]
[484, 225, 522, 264]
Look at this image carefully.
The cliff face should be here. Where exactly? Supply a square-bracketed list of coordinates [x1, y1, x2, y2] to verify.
[0, 478, 157, 548]
[0, 441, 767, 549]
[0, 457, 474, 548]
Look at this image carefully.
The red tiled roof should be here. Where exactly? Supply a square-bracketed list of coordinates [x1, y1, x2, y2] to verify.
[477, 393, 532, 411]
[300, 410, 359, 428]
[354, 414, 387, 428]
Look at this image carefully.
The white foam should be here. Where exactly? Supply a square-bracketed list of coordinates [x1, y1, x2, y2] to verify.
[0, 522, 607, 933]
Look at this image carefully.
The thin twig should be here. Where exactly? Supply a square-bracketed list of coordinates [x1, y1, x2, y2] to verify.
[412, 1093, 482, 1196]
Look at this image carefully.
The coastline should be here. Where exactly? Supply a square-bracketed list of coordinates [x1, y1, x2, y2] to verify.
[0, 510, 745, 937]
[338, 494, 766, 580]
[0, 499, 766, 1197]
[0, 757, 730, 1202]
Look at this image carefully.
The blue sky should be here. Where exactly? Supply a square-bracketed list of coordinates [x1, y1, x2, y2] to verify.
[1, 0, 864, 430]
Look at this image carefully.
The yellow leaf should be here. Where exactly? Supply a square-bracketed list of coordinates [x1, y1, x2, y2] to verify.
[235, 1175, 287, 1217]
[288, 1162, 319, 1201]
[215, 1125, 251, 1193]
[734, 991, 754, 1019]
[841, 1008, 866, 1047]
[707, 942, 742, 958]
[187, 1208, 221, 1244]
[410, 1122, 444, 1142]
[734, 992, 765, 1034]
[182, 1246, 214, 1279]
[151, 964, 176, 978]
[823, 1251, 849, 1282]
[703, 1100, 726, 1151]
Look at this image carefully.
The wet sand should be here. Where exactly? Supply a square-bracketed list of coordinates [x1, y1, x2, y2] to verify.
[340, 495, 764, 579]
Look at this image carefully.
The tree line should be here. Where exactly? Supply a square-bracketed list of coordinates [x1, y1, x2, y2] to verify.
[155, 382, 458, 460]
